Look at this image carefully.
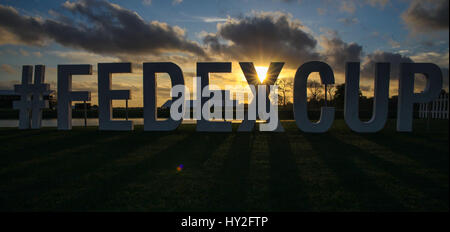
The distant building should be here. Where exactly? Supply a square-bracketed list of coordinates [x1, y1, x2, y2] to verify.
[0, 90, 56, 109]
[0, 90, 20, 108]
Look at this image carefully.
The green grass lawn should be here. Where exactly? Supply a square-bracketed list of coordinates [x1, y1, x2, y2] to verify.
[0, 120, 448, 211]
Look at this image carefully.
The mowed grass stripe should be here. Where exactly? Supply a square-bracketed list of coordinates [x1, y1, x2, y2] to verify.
[0, 131, 186, 210]
[0, 120, 447, 211]
[285, 132, 349, 211]
[57, 132, 232, 211]
[303, 133, 408, 211]
[332, 132, 447, 211]
[244, 132, 272, 211]
[346, 132, 448, 188]
[104, 133, 236, 211]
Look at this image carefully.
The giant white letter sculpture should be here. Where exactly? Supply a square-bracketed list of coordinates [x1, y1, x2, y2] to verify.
[238, 62, 284, 132]
[143, 62, 185, 131]
[14, 65, 50, 129]
[196, 62, 232, 132]
[344, 63, 390, 133]
[397, 63, 443, 132]
[57, 65, 92, 130]
[293, 61, 335, 133]
[98, 63, 133, 131]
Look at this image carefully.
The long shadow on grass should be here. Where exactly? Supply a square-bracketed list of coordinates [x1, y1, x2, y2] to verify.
[0, 129, 112, 168]
[267, 133, 311, 211]
[362, 133, 449, 174]
[57, 132, 230, 210]
[0, 128, 57, 142]
[337, 133, 449, 210]
[304, 133, 406, 211]
[0, 131, 173, 210]
[207, 133, 253, 211]
[0, 131, 156, 178]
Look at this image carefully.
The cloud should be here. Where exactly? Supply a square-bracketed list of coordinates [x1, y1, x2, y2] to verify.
[202, 12, 366, 73]
[71, 80, 141, 93]
[361, 51, 414, 80]
[49, 50, 120, 64]
[0, 0, 206, 57]
[337, 0, 390, 15]
[19, 48, 29, 56]
[320, 32, 363, 73]
[0, 28, 25, 45]
[203, 11, 320, 67]
[0, 64, 17, 75]
[172, 0, 183, 5]
[410, 51, 449, 68]
[402, 0, 449, 32]
[340, 1, 356, 14]
[338, 17, 359, 25]
[192, 16, 228, 23]
[317, 8, 326, 16]
[142, 0, 152, 6]
[388, 38, 401, 48]
[358, 51, 447, 93]
[0, 5, 48, 46]
[366, 0, 389, 9]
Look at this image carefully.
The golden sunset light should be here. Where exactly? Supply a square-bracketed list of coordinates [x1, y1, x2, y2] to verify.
[255, 66, 269, 83]
[0, 0, 448, 217]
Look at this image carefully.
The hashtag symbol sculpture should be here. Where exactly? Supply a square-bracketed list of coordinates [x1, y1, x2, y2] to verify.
[13, 65, 50, 129]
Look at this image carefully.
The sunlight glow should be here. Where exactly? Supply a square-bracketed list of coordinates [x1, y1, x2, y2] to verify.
[255, 66, 268, 83]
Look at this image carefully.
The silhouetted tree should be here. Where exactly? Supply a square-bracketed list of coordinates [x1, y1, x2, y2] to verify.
[275, 78, 293, 106]
[325, 84, 336, 105]
[307, 80, 323, 102]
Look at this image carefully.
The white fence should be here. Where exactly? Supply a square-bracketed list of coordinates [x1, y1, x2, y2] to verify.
[419, 92, 449, 119]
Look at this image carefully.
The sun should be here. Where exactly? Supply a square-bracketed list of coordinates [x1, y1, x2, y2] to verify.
[255, 66, 268, 83]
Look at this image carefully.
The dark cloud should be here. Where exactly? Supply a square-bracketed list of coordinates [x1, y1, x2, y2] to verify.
[0, 5, 47, 45]
[361, 51, 414, 80]
[321, 32, 363, 73]
[354, 50, 448, 90]
[202, 12, 365, 72]
[402, 0, 449, 32]
[0, 0, 205, 56]
[203, 11, 320, 67]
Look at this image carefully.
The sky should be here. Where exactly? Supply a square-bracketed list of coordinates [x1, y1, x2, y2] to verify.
[0, 0, 448, 107]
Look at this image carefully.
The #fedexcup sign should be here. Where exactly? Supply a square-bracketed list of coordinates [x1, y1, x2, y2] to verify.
[13, 61, 443, 133]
